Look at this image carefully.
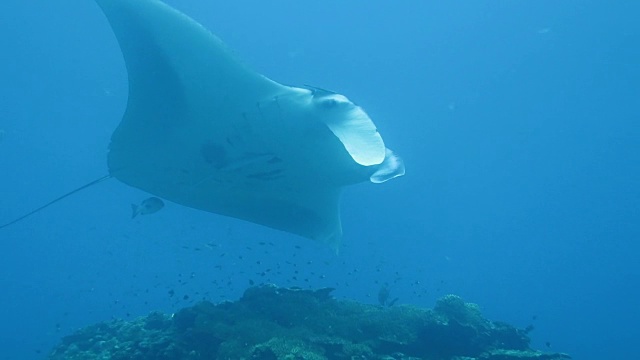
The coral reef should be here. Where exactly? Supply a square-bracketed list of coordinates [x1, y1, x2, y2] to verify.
[49, 285, 570, 360]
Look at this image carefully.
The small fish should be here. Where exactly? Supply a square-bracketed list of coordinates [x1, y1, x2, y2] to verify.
[131, 197, 164, 218]
[378, 284, 390, 306]
[377, 283, 399, 307]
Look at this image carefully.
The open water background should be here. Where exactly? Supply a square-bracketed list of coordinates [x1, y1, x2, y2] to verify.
[0, 1, 638, 359]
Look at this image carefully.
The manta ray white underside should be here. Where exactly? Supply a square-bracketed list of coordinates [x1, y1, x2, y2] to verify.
[92, 0, 405, 250]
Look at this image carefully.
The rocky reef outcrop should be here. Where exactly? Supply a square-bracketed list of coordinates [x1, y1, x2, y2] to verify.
[49, 285, 570, 360]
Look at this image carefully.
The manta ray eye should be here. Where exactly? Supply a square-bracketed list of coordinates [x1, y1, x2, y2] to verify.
[319, 98, 339, 109]
[322, 99, 338, 109]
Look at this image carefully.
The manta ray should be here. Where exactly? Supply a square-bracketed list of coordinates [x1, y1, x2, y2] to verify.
[2, 0, 404, 250]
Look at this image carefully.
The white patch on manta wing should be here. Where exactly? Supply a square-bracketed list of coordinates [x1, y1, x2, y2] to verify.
[313, 93, 386, 167]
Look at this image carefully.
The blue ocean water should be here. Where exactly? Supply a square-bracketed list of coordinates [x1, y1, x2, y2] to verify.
[0, 1, 638, 359]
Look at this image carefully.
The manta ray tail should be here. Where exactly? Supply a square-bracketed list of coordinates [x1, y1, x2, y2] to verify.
[0, 174, 113, 230]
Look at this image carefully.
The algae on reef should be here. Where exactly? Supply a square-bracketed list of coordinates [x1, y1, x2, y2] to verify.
[49, 285, 571, 360]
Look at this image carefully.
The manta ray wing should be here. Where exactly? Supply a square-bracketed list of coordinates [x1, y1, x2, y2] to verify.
[95, 0, 405, 250]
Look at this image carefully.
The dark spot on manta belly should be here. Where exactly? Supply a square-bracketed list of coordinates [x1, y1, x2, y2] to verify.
[201, 142, 227, 169]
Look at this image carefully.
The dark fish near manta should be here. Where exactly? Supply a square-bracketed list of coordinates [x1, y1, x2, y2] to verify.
[131, 197, 165, 219]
